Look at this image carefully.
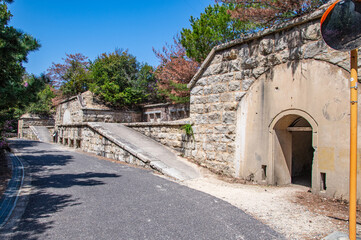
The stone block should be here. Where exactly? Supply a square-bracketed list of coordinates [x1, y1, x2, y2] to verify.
[208, 95, 220, 103]
[224, 103, 238, 111]
[242, 79, 254, 91]
[274, 32, 288, 52]
[191, 86, 203, 96]
[213, 53, 223, 64]
[229, 81, 241, 91]
[223, 49, 239, 60]
[194, 96, 207, 104]
[223, 112, 236, 124]
[219, 73, 234, 82]
[211, 103, 223, 111]
[203, 143, 214, 151]
[208, 113, 221, 124]
[207, 76, 219, 85]
[253, 67, 269, 79]
[213, 84, 227, 94]
[259, 37, 274, 55]
[197, 77, 208, 86]
[238, 43, 250, 58]
[229, 59, 240, 72]
[216, 143, 227, 152]
[301, 22, 320, 41]
[204, 86, 212, 95]
[220, 93, 233, 102]
[242, 57, 258, 69]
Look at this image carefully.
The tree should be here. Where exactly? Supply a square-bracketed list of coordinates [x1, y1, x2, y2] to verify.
[0, 0, 40, 112]
[153, 38, 200, 104]
[180, 3, 257, 63]
[26, 84, 55, 116]
[89, 49, 158, 108]
[46, 53, 90, 97]
[221, 0, 329, 26]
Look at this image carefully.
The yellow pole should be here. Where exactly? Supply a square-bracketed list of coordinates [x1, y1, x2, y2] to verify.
[350, 49, 358, 240]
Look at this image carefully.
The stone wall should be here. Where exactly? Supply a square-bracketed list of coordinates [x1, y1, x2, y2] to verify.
[186, 2, 361, 199]
[82, 109, 141, 123]
[18, 114, 55, 139]
[57, 123, 149, 168]
[55, 91, 142, 125]
[125, 121, 195, 155]
[187, 4, 350, 177]
[142, 103, 190, 122]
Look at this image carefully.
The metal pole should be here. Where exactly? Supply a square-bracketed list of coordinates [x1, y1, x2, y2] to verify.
[350, 49, 358, 240]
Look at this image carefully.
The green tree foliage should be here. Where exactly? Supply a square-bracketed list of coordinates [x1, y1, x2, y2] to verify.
[180, 3, 257, 63]
[47, 53, 90, 97]
[26, 84, 55, 116]
[89, 49, 158, 108]
[0, 0, 40, 112]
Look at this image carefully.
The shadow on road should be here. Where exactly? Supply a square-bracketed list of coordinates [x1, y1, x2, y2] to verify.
[4, 139, 121, 240]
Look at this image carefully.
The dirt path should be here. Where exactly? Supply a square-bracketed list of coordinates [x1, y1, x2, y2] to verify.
[182, 167, 361, 240]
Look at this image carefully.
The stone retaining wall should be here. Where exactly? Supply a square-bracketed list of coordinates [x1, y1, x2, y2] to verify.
[125, 121, 195, 155]
[18, 114, 55, 139]
[186, 3, 353, 177]
[57, 123, 149, 168]
[56, 91, 142, 126]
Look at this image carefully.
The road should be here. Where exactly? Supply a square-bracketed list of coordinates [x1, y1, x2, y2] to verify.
[0, 139, 284, 240]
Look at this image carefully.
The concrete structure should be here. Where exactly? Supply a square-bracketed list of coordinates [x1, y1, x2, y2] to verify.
[55, 91, 142, 125]
[57, 122, 199, 180]
[142, 103, 190, 122]
[18, 113, 54, 140]
[187, 2, 361, 199]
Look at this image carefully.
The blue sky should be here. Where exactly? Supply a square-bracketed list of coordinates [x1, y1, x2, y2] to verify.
[8, 0, 213, 75]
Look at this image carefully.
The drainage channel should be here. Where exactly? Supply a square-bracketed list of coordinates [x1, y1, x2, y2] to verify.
[0, 154, 24, 228]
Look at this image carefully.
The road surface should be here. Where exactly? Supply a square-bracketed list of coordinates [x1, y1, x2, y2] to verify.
[0, 139, 284, 240]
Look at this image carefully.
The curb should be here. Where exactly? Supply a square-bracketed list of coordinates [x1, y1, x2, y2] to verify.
[0, 152, 25, 229]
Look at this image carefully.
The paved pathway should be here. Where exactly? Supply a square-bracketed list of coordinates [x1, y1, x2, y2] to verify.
[0, 139, 284, 240]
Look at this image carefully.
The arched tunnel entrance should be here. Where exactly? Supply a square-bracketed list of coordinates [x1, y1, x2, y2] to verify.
[272, 114, 314, 187]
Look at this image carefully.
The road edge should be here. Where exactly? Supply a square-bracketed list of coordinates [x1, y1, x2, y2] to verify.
[0, 150, 31, 236]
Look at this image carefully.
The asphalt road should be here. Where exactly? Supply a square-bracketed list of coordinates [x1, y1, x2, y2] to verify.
[0, 139, 284, 240]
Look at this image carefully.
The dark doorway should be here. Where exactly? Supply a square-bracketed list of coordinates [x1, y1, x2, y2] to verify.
[288, 118, 314, 187]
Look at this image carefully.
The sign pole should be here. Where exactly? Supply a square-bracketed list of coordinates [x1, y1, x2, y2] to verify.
[350, 49, 358, 240]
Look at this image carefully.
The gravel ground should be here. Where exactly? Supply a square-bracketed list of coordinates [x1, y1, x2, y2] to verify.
[181, 165, 361, 240]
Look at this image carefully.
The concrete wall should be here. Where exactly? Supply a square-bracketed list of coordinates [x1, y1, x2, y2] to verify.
[187, 4, 361, 198]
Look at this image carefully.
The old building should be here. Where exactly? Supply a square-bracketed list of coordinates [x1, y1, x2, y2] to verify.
[187, 4, 360, 198]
